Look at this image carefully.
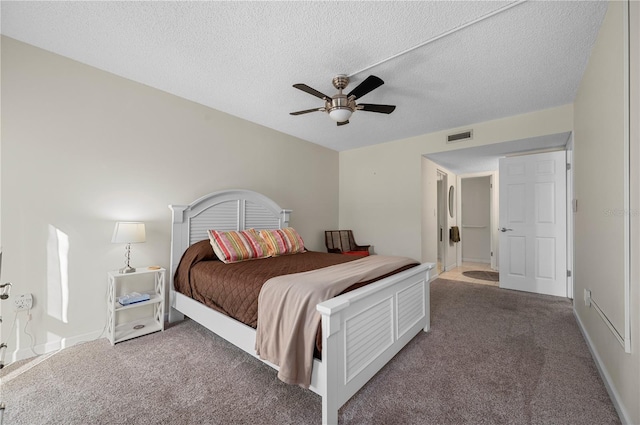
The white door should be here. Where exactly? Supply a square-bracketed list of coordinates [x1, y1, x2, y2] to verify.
[499, 151, 567, 297]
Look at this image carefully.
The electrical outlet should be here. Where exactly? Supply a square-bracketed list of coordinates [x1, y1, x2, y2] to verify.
[584, 289, 591, 307]
[14, 293, 33, 311]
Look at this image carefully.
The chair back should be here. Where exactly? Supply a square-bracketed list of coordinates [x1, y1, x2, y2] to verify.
[324, 230, 369, 255]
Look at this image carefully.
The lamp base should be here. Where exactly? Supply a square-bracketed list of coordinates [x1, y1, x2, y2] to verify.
[119, 266, 136, 274]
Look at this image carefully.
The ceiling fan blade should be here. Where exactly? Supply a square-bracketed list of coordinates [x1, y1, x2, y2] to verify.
[337, 120, 350, 126]
[358, 103, 396, 114]
[290, 107, 324, 116]
[347, 75, 384, 99]
[293, 84, 332, 101]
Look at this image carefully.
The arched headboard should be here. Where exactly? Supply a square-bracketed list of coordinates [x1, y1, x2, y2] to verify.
[168, 189, 291, 287]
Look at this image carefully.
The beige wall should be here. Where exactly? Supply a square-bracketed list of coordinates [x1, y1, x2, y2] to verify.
[574, 0, 626, 334]
[632, 2, 640, 421]
[0, 37, 340, 361]
[339, 104, 573, 264]
[573, 1, 639, 423]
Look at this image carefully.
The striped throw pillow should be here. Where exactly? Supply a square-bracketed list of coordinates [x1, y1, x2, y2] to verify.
[259, 228, 305, 256]
[208, 229, 269, 264]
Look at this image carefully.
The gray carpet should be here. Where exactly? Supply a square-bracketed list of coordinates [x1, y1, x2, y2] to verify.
[1, 279, 620, 424]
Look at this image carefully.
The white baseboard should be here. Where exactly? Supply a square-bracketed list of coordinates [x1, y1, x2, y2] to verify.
[8, 329, 105, 365]
[573, 309, 630, 424]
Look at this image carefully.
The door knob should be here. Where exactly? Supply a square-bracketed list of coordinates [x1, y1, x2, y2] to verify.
[499, 227, 513, 232]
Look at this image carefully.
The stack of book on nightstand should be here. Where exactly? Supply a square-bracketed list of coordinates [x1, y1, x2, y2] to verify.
[117, 292, 150, 306]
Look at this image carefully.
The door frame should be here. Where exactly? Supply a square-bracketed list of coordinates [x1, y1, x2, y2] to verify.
[456, 171, 498, 270]
[436, 170, 448, 275]
[566, 135, 574, 299]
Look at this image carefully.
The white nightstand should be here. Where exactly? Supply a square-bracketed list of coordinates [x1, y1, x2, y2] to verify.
[107, 267, 165, 345]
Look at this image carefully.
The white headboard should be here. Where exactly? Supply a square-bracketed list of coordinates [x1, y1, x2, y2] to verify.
[168, 189, 291, 288]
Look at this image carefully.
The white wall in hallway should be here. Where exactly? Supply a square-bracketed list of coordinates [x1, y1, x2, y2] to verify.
[461, 176, 491, 263]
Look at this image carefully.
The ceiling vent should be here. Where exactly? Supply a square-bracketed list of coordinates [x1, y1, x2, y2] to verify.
[447, 130, 473, 143]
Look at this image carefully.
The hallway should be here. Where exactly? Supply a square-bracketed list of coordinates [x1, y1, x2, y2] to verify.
[438, 262, 498, 287]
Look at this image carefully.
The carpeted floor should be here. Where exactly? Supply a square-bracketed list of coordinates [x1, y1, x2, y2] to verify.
[0, 279, 620, 424]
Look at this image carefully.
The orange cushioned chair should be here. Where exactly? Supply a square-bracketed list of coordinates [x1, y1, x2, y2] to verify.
[324, 230, 370, 257]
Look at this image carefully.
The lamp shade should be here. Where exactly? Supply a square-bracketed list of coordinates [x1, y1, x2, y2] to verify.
[329, 107, 353, 122]
[111, 222, 146, 244]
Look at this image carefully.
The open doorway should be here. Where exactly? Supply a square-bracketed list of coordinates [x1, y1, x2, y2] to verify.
[436, 172, 500, 286]
[425, 132, 572, 289]
[460, 175, 492, 268]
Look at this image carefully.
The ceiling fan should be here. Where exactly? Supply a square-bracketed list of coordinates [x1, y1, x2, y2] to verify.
[290, 75, 396, 126]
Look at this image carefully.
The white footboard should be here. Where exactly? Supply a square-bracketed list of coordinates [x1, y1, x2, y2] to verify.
[316, 262, 433, 425]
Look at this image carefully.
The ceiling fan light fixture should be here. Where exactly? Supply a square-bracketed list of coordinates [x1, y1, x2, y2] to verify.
[329, 107, 352, 122]
[290, 75, 395, 125]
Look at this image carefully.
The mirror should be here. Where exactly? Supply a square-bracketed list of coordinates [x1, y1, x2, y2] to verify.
[448, 185, 455, 218]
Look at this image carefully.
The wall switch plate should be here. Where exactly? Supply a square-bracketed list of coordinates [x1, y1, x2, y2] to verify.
[584, 289, 591, 307]
[14, 293, 33, 311]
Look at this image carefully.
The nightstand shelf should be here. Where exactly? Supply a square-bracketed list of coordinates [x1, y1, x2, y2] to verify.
[115, 293, 163, 311]
[107, 267, 165, 345]
[113, 317, 163, 342]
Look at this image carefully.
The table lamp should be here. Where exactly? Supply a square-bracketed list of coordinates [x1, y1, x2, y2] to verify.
[111, 222, 146, 273]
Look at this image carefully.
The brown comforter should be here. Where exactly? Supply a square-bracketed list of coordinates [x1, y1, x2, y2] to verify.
[173, 239, 418, 354]
[174, 240, 362, 327]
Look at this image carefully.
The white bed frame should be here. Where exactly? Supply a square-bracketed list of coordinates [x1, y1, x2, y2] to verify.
[168, 189, 434, 424]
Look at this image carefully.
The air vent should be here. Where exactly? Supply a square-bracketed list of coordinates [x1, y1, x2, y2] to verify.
[447, 130, 473, 143]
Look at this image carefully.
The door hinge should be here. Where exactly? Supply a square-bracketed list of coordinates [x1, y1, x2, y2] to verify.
[567, 270, 572, 277]
[566, 163, 571, 170]
[491, 251, 493, 257]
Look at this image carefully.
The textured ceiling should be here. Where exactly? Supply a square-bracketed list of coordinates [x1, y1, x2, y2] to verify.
[1, 1, 607, 151]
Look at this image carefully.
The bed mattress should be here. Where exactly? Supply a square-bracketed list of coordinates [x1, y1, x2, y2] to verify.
[174, 240, 418, 329]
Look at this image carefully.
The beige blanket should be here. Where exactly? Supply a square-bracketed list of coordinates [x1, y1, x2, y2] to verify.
[255, 255, 417, 388]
